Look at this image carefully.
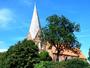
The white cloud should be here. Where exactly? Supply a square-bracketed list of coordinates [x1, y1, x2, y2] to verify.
[0, 49, 7, 52]
[0, 8, 15, 28]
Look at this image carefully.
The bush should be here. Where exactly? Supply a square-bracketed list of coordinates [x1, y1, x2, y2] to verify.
[34, 61, 66, 68]
[65, 58, 89, 68]
[34, 61, 54, 68]
[39, 51, 52, 61]
[34, 58, 90, 68]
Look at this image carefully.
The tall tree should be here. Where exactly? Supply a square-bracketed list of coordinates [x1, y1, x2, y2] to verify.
[4, 39, 40, 68]
[40, 15, 81, 61]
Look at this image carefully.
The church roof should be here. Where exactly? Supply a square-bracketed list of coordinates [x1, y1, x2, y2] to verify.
[27, 4, 41, 40]
[50, 45, 86, 59]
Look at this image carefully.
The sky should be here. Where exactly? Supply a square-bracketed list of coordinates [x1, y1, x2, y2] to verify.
[0, 0, 90, 58]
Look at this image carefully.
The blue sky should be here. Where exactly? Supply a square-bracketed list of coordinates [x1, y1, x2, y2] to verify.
[0, 0, 90, 58]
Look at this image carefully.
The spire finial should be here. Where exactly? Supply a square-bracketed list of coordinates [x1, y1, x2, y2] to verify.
[34, 0, 36, 5]
[34, 0, 37, 10]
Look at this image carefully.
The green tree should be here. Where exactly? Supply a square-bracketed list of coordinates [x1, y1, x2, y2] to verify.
[4, 39, 39, 68]
[88, 48, 90, 61]
[41, 15, 81, 61]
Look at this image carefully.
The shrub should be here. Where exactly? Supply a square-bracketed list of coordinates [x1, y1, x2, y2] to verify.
[65, 58, 89, 68]
[34, 58, 90, 68]
[39, 51, 52, 61]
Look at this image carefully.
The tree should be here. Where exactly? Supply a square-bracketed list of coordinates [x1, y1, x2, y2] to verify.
[4, 39, 40, 68]
[40, 15, 81, 61]
[88, 48, 90, 61]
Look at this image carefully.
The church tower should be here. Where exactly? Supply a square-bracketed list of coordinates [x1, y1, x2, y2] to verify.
[27, 3, 41, 50]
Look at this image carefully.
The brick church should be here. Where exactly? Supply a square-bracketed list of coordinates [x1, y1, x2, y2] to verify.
[27, 3, 86, 61]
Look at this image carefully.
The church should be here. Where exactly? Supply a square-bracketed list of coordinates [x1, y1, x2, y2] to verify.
[27, 3, 86, 61]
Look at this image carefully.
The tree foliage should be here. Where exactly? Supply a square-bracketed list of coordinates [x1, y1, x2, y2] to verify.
[88, 48, 90, 61]
[4, 39, 39, 68]
[41, 15, 81, 61]
[0, 52, 6, 68]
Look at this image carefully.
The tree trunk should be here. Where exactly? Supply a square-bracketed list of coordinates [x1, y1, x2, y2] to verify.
[56, 45, 60, 61]
[56, 50, 60, 61]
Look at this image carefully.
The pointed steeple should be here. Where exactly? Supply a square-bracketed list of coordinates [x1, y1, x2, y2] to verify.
[27, 3, 41, 40]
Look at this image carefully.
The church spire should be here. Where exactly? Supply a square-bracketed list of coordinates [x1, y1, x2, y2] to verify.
[27, 3, 41, 40]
